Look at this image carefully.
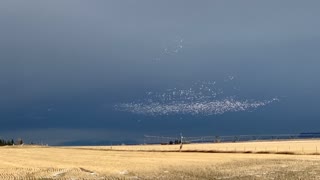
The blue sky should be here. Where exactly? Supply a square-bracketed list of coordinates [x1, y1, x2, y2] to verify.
[1, 1, 320, 145]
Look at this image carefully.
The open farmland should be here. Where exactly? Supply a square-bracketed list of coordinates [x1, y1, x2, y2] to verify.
[86, 139, 320, 155]
[1, 140, 320, 179]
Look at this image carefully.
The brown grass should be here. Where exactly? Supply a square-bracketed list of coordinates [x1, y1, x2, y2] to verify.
[83, 139, 320, 154]
[0, 140, 320, 179]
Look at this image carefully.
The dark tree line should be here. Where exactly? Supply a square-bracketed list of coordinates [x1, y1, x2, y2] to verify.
[169, 140, 182, 145]
[0, 138, 24, 146]
[0, 139, 14, 146]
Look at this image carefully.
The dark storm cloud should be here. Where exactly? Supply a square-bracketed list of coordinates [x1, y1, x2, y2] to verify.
[1, 0, 320, 144]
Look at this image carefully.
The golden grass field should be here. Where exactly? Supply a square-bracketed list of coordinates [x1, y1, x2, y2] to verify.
[1, 140, 320, 179]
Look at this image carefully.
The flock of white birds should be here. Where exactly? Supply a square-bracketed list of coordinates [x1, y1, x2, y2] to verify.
[153, 38, 184, 62]
[114, 79, 279, 116]
[115, 38, 279, 116]
[115, 98, 279, 116]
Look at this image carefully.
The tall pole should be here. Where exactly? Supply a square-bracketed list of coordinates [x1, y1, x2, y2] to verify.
[179, 133, 183, 151]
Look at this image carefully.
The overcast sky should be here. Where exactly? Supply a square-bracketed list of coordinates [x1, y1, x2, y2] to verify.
[1, 1, 320, 145]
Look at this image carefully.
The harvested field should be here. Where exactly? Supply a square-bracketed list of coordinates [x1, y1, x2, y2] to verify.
[0, 140, 320, 179]
[81, 139, 320, 155]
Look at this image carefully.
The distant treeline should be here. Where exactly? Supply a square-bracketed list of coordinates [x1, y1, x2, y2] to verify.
[0, 139, 14, 146]
[0, 138, 23, 146]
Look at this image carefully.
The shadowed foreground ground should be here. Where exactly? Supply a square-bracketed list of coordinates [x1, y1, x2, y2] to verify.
[1, 141, 320, 179]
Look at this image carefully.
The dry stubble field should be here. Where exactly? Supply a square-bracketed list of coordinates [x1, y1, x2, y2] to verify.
[1, 140, 320, 179]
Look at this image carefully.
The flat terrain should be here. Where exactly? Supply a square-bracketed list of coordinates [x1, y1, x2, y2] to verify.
[1, 140, 320, 179]
[83, 139, 320, 154]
